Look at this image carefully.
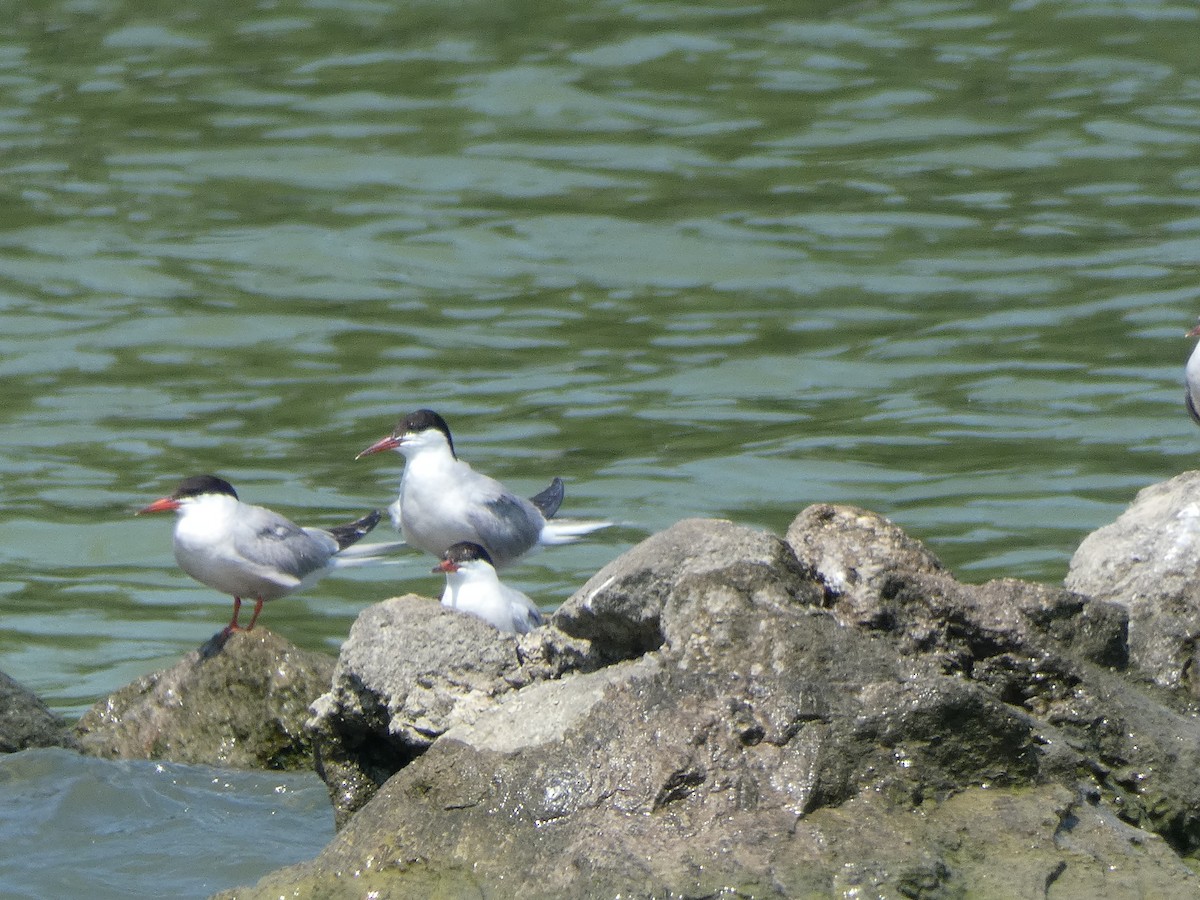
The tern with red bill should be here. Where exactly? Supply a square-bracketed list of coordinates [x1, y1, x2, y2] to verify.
[138, 474, 404, 633]
[356, 409, 609, 567]
[435, 541, 543, 634]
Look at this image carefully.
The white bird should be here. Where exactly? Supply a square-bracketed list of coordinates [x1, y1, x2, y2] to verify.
[435, 542, 543, 634]
[1187, 320, 1200, 425]
[138, 474, 404, 633]
[356, 409, 609, 567]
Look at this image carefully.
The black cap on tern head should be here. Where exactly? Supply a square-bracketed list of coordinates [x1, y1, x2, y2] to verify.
[172, 474, 238, 500]
[443, 541, 494, 567]
[398, 409, 455, 457]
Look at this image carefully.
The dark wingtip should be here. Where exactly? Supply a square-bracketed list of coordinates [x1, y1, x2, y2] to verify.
[328, 509, 382, 549]
[529, 476, 565, 518]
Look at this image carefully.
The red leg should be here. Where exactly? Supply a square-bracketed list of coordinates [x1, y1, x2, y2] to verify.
[244, 597, 265, 631]
[223, 596, 244, 633]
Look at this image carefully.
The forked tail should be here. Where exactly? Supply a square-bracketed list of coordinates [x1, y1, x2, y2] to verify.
[328, 509, 382, 550]
[334, 537, 409, 565]
[540, 518, 611, 546]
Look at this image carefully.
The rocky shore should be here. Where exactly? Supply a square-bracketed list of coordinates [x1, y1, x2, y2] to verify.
[1, 669, 77, 754]
[7, 482, 1200, 897]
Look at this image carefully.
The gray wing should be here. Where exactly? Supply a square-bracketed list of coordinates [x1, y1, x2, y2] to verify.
[1188, 390, 1200, 426]
[511, 600, 544, 634]
[496, 580, 543, 634]
[232, 505, 336, 582]
[466, 493, 544, 567]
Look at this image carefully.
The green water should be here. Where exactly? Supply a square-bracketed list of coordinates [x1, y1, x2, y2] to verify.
[2, 0, 1199, 895]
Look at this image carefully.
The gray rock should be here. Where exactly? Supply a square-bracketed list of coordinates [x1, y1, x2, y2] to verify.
[0, 669, 77, 753]
[219, 516, 1200, 897]
[555, 516, 820, 661]
[786, 502, 945, 626]
[878, 571, 1128, 672]
[307, 594, 591, 828]
[307, 521, 820, 825]
[1065, 469, 1200, 691]
[75, 629, 333, 769]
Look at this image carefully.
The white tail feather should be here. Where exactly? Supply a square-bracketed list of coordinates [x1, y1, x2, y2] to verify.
[331, 539, 409, 567]
[540, 519, 612, 546]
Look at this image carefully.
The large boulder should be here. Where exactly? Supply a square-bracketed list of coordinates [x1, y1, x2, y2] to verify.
[555, 516, 820, 660]
[75, 629, 333, 769]
[1065, 470, 1200, 691]
[0, 670, 77, 753]
[219, 511, 1200, 897]
[308, 594, 592, 828]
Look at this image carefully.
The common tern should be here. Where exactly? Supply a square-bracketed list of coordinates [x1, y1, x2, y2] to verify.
[356, 409, 609, 567]
[435, 541, 544, 634]
[138, 474, 403, 632]
[1187, 320, 1200, 425]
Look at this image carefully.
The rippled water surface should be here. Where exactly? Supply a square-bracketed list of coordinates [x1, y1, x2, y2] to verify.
[0, 749, 330, 899]
[3, 0, 1200, 894]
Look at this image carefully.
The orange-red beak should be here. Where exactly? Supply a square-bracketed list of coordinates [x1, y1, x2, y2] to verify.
[434, 559, 459, 575]
[137, 496, 180, 515]
[356, 434, 402, 459]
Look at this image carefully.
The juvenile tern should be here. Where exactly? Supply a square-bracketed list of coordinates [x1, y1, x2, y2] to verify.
[435, 541, 544, 634]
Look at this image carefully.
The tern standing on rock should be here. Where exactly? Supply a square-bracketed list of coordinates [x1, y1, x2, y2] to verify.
[436, 541, 544, 634]
[138, 474, 403, 633]
[1187, 320, 1200, 425]
[356, 409, 609, 567]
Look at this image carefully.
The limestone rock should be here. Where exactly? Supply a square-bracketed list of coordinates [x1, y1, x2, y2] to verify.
[0, 669, 77, 753]
[786, 502, 945, 626]
[307, 594, 591, 828]
[218, 517, 1200, 897]
[1065, 469, 1200, 691]
[555, 516, 820, 661]
[75, 629, 333, 769]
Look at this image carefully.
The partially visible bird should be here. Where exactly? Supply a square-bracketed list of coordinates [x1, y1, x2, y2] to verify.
[356, 409, 609, 567]
[435, 541, 544, 634]
[1187, 320, 1200, 425]
[138, 474, 403, 633]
